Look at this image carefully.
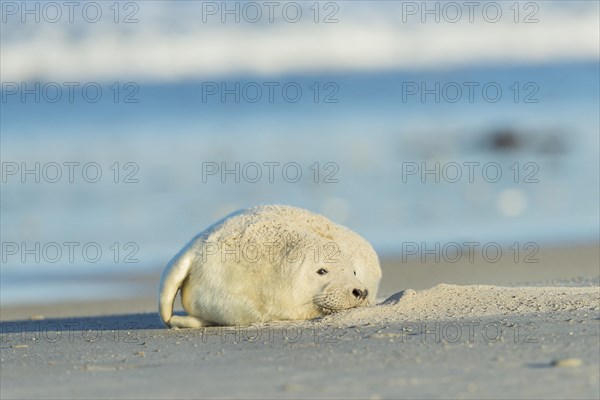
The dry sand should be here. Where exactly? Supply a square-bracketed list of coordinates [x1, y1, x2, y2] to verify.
[1, 244, 599, 399]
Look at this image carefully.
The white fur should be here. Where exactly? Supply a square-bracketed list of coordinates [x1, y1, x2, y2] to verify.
[159, 205, 381, 328]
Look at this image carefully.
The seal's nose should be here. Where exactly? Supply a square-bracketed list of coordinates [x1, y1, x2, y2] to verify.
[352, 288, 368, 300]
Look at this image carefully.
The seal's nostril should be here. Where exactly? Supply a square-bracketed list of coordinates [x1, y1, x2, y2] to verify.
[352, 289, 362, 298]
[363, 289, 368, 299]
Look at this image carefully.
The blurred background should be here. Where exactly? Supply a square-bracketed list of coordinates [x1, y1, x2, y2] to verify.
[1, 1, 598, 307]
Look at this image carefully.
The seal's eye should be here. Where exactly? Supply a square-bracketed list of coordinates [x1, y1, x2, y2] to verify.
[317, 268, 328, 275]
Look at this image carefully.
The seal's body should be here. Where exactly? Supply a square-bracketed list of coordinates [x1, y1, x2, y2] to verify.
[159, 205, 381, 328]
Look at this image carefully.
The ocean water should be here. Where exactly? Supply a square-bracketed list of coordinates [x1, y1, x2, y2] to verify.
[1, 0, 599, 305]
[2, 62, 599, 305]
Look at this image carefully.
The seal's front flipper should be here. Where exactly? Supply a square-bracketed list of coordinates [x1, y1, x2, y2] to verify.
[168, 315, 209, 329]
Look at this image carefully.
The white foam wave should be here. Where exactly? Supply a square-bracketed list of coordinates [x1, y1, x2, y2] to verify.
[1, 1, 598, 82]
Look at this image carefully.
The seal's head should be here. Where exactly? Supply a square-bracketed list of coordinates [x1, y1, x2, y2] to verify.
[309, 264, 371, 314]
[274, 229, 380, 318]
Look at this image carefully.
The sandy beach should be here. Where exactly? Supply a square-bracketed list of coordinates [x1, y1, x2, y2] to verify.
[3, 2, 598, 398]
[1, 243, 598, 399]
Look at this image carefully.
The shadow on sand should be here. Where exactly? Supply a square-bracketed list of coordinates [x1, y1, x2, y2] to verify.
[1, 313, 165, 335]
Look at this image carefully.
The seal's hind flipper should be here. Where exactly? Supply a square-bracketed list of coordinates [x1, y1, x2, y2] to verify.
[158, 247, 194, 328]
[168, 315, 209, 329]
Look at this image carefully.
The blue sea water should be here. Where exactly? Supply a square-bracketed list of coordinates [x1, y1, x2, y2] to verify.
[1, 62, 599, 304]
